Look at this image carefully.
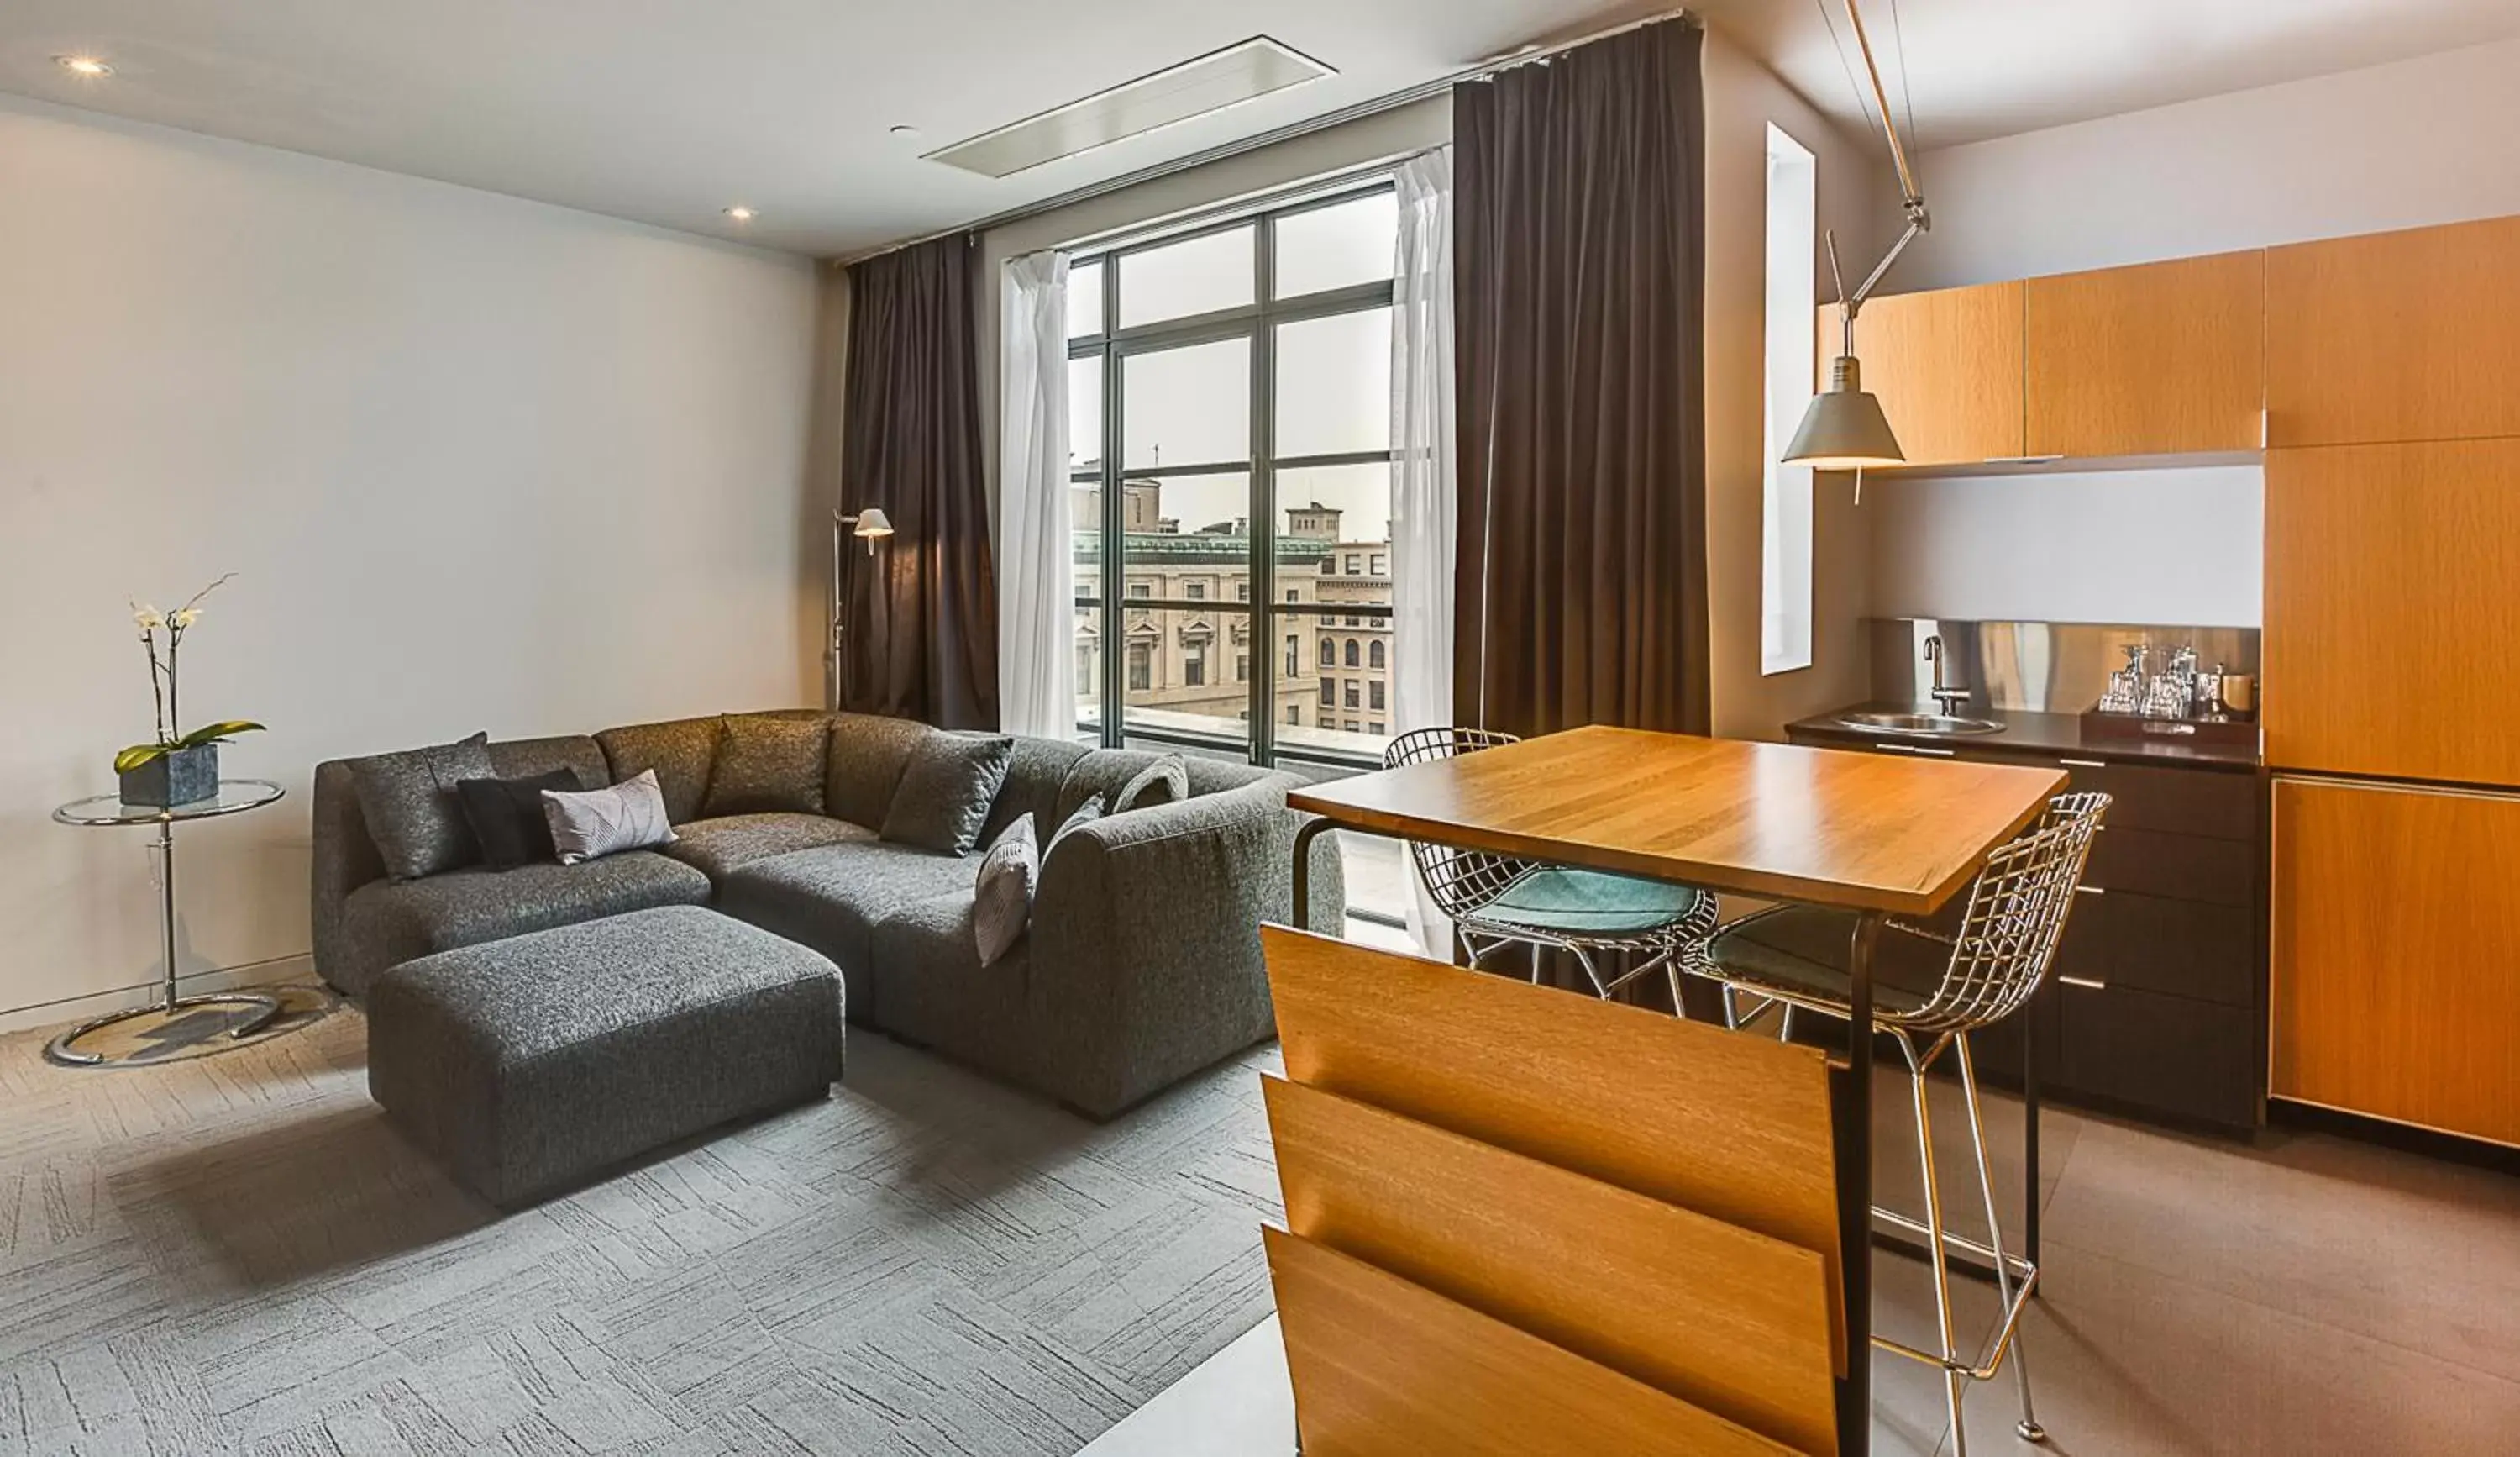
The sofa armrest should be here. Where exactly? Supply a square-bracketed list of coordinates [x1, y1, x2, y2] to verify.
[310, 760, 388, 993]
[1024, 779, 1347, 1116]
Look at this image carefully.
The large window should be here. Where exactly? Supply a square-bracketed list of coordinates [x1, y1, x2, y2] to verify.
[1762, 124, 1818, 676]
[1070, 181, 1398, 769]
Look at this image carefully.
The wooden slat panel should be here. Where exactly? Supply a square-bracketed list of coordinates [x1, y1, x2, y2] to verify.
[1263, 926, 1844, 1354]
[1265, 1228, 1799, 1457]
[1286, 727, 2066, 918]
[2264, 440, 2520, 784]
[2267, 213, 2520, 447]
[2271, 777, 2520, 1147]
[2025, 250, 2265, 457]
[1266, 1077, 1836, 1453]
[1819, 281, 2024, 467]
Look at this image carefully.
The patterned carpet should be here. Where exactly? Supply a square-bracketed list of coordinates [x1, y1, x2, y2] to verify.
[0, 986, 1284, 1455]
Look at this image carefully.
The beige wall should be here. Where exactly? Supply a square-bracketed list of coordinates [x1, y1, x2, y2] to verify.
[1897, 34, 2520, 288]
[1701, 26, 1882, 740]
[0, 95, 822, 1027]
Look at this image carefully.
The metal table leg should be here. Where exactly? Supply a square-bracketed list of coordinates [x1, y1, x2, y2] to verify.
[2024, 986, 2041, 1281]
[1289, 818, 1331, 932]
[1838, 911, 1882, 1456]
[45, 818, 282, 1068]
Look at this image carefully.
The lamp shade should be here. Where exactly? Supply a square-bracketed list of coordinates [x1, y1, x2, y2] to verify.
[852, 507, 894, 539]
[1782, 355, 1904, 470]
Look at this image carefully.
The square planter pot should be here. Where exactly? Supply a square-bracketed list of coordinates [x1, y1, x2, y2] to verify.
[119, 744, 218, 807]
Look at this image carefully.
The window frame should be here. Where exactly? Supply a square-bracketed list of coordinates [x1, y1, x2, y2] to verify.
[1069, 177, 1399, 769]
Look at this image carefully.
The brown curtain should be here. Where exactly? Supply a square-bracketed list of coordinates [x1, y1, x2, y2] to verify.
[1453, 18, 1710, 741]
[841, 233, 1000, 728]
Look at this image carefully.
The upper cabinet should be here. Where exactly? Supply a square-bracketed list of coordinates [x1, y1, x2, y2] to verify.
[1819, 281, 2024, 468]
[2026, 251, 2266, 458]
[2268, 213, 2520, 447]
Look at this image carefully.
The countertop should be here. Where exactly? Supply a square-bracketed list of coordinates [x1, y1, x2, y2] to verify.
[1788, 704, 2263, 772]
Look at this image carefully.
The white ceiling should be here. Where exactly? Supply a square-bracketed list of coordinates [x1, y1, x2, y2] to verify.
[1697, 0, 2520, 154]
[7, 2, 2518, 258]
[0, 0, 1651, 258]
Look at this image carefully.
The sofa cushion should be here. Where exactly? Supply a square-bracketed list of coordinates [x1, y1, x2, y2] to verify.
[595, 717, 720, 823]
[486, 734, 609, 790]
[1056, 749, 1196, 825]
[664, 813, 872, 885]
[825, 712, 930, 830]
[880, 733, 1013, 855]
[333, 849, 711, 997]
[717, 841, 984, 1019]
[702, 714, 829, 818]
[869, 892, 1029, 1082]
[349, 732, 497, 881]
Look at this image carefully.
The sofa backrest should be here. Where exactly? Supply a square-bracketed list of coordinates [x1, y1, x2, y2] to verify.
[1053, 747, 1275, 825]
[984, 735, 1092, 846]
[822, 712, 928, 830]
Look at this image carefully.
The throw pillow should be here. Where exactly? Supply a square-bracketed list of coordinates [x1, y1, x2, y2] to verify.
[349, 732, 497, 881]
[1044, 793, 1105, 865]
[701, 713, 830, 817]
[1111, 754, 1189, 814]
[543, 769, 677, 865]
[972, 815, 1039, 967]
[454, 768, 582, 871]
[879, 732, 1014, 856]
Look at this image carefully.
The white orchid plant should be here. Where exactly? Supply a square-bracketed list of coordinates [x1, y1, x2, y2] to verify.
[116, 573, 265, 776]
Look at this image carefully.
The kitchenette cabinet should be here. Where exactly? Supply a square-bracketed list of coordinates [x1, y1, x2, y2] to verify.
[2267, 213, 2520, 448]
[1819, 281, 2025, 467]
[2264, 439, 2520, 786]
[1787, 716, 2265, 1131]
[2271, 777, 2520, 1147]
[2025, 250, 2265, 458]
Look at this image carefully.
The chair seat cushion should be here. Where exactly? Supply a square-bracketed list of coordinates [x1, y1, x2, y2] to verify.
[1704, 906, 1941, 1013]
[334, 850, 711, 997]
[1475, 867, 1709, 937]
[663, 813, 871, 885]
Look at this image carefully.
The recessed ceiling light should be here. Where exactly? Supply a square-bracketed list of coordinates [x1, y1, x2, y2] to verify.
[723, 206, 756, 222]
[55, 55, 113, 77]
[890, 125, 921, 139]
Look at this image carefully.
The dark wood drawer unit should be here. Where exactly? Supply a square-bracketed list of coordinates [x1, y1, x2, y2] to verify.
[2055, 981, 2260, 1128]
[1787, 722, 2269, 1132]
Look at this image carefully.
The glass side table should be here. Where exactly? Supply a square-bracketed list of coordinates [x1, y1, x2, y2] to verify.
[48, 779, 288, 1068]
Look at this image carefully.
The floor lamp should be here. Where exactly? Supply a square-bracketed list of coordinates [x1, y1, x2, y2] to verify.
[829, 506, 894, 710]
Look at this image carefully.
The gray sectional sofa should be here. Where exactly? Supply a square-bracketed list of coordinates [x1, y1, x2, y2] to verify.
[313, 711, 1346, 1118]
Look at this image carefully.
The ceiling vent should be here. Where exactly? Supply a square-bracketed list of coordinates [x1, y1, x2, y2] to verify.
[924, 37, 1334, 179]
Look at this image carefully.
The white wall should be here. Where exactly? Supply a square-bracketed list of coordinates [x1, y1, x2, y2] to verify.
[1868, 466, 2263, 626]
[1898, 34, 2520, 288]
[0, 96, 822, 1027]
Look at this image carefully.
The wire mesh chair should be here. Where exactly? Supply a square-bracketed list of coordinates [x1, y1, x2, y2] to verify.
[1678, 790, 2110, 1453]
[1385, 727, 1719, 1009]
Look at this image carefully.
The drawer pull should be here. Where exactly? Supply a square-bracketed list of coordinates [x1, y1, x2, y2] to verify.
[1877, 744, 1957, 757]
[2057, 975, 2108, 991]
[2074, 884, 2105, 897]
[2059, 757, 2108, 769]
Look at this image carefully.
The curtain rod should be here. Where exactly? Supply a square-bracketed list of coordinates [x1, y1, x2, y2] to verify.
[832, 8, 1696, 268]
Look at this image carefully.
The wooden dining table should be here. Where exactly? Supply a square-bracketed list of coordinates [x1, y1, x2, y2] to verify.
[1285, 725, 2068, 1454]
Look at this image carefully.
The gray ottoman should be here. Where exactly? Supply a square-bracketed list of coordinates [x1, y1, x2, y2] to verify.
[369, 905, 843, 1207]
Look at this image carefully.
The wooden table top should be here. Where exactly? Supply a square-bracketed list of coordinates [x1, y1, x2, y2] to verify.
[1290, 726, 2069, 917]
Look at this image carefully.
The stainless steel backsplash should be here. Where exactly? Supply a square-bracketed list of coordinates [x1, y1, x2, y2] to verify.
[1868, 619, 2261, 714]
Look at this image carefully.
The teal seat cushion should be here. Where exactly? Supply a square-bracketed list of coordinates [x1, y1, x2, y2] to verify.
[1705, 906, 1942, 1013]
[1474, 867, 1707, 937]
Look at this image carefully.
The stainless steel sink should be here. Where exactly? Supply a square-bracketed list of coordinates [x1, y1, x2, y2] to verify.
[1830, 709, 2007, 738]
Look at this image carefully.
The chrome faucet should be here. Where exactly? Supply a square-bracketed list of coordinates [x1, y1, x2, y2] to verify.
[1924, 634, 1971, 717]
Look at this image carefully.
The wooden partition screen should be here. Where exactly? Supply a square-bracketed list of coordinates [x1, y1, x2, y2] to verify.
[1259, 927, 1845, 1456]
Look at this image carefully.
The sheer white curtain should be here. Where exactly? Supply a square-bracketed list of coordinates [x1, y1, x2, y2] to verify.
[997, 249, 1074, 739]
[1390, 148, 1458, 959]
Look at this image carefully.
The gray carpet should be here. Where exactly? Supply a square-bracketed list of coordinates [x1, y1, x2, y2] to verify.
[0, 986, 1284, 1455]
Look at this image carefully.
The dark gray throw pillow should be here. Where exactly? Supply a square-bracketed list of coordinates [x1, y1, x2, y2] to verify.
[1112, 754, 1189, 814]
[349, 731, 496, 881]
[1044, 793, 1105, 865]
[455, 768, 582, 871]
[879, 732, 1014, 856]
[701, 713, 829, 817]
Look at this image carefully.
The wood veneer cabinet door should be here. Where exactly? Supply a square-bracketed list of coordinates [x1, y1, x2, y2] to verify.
[2271, 777, 2520, 1146]
[1818, 281, 2024, 467]
[2267, 213, 2520, 447]
[2263, 440, 2520, 783]
[2026, 251, 2265, 457]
